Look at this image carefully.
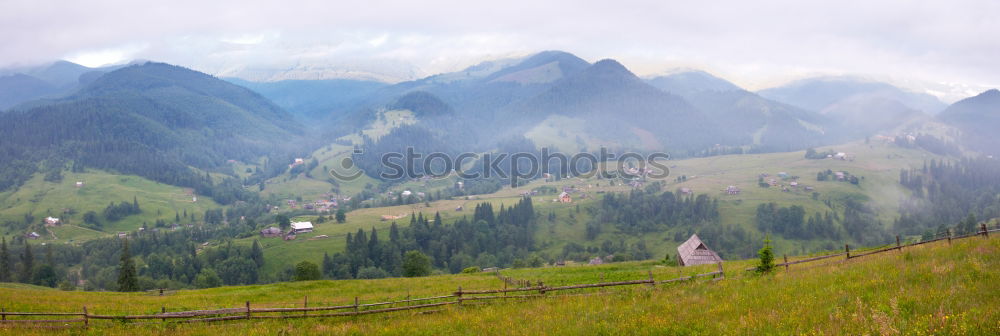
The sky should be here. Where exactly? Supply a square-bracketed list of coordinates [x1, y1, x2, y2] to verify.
[1, 0, 997, 102]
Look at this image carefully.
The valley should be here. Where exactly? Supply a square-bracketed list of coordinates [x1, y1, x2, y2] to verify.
[0, 49, 996, 335]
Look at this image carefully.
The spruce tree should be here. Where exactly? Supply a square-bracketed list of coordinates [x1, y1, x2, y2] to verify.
[117, 239, 138, 291]
[389, 222, 400, 243]
[755, 237, 775, 274]
[19, 243, 33, 283]
[250, 240, 265, 268]
[0, 237, 10, 282]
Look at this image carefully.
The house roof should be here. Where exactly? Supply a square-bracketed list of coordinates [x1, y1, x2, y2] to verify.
[291, 222, 314, 230]
[559, 192, 570, 198]
[676, 234, 723, 266]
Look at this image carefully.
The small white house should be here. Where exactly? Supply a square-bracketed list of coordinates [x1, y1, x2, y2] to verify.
[291, 221, 314, 233]
[44, 217, 60, 226]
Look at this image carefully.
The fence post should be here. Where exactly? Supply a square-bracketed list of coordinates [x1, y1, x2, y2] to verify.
[845, 244, 851, 259]
[83, 306, 88, 326]
[354, 297, 359, 313]
[947, 229, 952, 245]
[159, 288, 164, 296]
[1, 307, 5, 321]
[245, 301, 251, 319]
[539, 281, 545, 295]
[303, 296, 308, 316]
[161, 306, 166, 323]
[783, 255, 789, 271]
[983, 223, 990, 238]
[896, 235, 901, 251]
[648, 271, 655, 287]
[456, 286, 463, 305]
[716, 262, 725, 279]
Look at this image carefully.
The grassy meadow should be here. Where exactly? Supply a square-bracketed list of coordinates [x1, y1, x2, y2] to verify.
[0, 170, 220, 242]
[1, 234, 996, 335]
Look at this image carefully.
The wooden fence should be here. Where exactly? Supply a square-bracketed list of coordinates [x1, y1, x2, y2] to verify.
[0, 265, 723, 329]
[2, 222, 995, 329]
[744, 222, 998, 272]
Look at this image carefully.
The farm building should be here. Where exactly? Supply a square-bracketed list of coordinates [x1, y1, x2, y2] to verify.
[75, 181, 84, 188]
[676, 234, 723, 266]
[44, 217, 60, 226]
[25, 232, 41, 239]
[291, 221, 314, 233]
[725, 186, 741, 195]
[679, 187, 693, 195]
[558, 192, 572, 203]
[260, 227, 282, 238]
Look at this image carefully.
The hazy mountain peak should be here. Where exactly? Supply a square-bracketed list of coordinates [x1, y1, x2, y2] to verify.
[480, 50, 589, 84]
[590, 59, 631, 73]
[646, 69, 742, 98]
[758, 76, 946, 114]
[567, 59, 641, 85]
[939, 88, 1000, 155]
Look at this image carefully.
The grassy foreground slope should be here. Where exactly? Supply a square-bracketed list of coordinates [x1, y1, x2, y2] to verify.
[2, 236, 997, 335]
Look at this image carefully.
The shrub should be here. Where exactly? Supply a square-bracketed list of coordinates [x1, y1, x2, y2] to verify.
[356, 266, 389, 279]
[294, 261, 321, 281]
[402, 251, 432, 277]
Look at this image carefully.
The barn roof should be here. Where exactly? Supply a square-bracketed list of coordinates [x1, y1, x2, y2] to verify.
[291, 222, 314, 230]
[676, 234, 723, 266]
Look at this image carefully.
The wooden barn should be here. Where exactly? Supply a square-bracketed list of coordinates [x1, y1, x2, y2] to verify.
[676, 234, 723, 266]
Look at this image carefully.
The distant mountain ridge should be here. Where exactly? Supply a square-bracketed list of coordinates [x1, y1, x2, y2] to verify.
[0, 62, 303, 194]
[339, 52, 840, 156]
[511, 59, 725, 151]
[225, 78, 387, 122]
[758, 76, 946, 114]
[646, 70, 743, 98]
[938, 89, 1000, 155]
[0, 60, 130, 110]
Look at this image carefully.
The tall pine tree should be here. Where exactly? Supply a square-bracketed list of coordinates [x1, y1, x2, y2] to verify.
[250, 240, 265, 268]
[117, 238, 138, 292]
[0, 237, 10, 282]
[19, 243, 33, 283]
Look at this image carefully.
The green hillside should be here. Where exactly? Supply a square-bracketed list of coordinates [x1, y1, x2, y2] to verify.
[0, 169, 220, 241]
[0, 233, 996, 335]
[242, 138, 944, 279]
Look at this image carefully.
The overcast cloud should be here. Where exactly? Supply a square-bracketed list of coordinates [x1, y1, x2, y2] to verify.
[1, 0, 997, 101]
